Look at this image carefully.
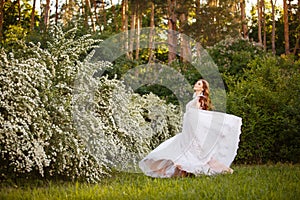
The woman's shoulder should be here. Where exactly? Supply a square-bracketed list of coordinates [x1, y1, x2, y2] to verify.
[186, 96, 198, 110]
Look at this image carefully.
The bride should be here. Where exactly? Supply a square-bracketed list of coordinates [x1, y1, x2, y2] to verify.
[139, 79, 242, 177]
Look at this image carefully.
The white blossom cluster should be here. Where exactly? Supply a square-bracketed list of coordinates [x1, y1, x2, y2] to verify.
[0, 27, 106, 182]
[0, 50, 52, 177]
[206, 36, 262, 69]
[0, 27, 182, 182]
[73, 74, 182, 173]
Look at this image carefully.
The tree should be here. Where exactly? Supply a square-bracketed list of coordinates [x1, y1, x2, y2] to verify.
[85, 0, 95, 32]
[257, 0, 263, 45]
[240, 0, 248, 38]
[186, 0, 241, 47]
[55, 0, 59, 25]
[1, 0, 36, 44]
[30, 0, 36, 30]
[129, 0, 137, 60]
[121, 0, 129, 57]
[91, 0, 108, 31]
[270, 0, 276, 54]
[178, 0, 190, 63]
[17, 0, 21, 24]
[110, 0, 118, 32]
[91, 0, 101, 29]
[167, 0, 177, 64]
[262, 0, 267, 50]
[0, 0, 4, 39]
[283, 0, 290, 54]
[248, 1, 296, 55]
[148, 0, 155, 63]
[44, 0, 50, 31]
[292, 0, 299, 55]
[135, 1, 141, 60]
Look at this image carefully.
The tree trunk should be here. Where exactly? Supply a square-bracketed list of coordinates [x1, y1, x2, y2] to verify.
[54, 0, 59, 25]
[121, 0, 129, 57]
[195, 0, 200, 13]
[293, 0, 299, 55]
[17, 0, 21, 24]
[30, 0, 36, 30]
[271, 0, 276, 55]
[110, 0, 118, 31]
[135, 10, 141, 60]
[91, 0, 101, 29]
[167, 0, 177, 64]
[148, 1, 155, 63]
[81, 0, 88, 28]
[0, 0, 3, 39]
[85, 0, 95, 32]
[121, 0, 128, 32]
[179, 10, 189, 63]
[208, 0, 217, 6]
[257, 0, 262, 45]
[102, 0, 107, 29]
[129, 0, 136, 60]
[44, 0, 51, 31]
[283, 0, 290, 54]
[262, 0, 266, 50]
[240, 0, 248, 38]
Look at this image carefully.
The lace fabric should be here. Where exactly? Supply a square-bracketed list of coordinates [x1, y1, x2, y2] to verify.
[139, 98, 242, 177]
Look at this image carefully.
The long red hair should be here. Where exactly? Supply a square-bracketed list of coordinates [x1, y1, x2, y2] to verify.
[198, 79, 212, 110]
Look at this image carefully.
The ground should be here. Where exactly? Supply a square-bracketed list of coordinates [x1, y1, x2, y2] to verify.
[1, 164, 299, 200]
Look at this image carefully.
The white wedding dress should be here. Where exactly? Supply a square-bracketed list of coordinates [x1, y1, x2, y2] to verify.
[139, 95, 242, 177]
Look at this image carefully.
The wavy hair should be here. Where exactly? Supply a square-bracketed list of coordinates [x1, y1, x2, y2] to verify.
[198, 79, 213, 110]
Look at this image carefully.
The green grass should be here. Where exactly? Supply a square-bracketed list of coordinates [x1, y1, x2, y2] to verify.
[1, 164, 299, 200]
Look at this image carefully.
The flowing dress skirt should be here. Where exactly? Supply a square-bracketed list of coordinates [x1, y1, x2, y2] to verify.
[139, 107, 242, 178]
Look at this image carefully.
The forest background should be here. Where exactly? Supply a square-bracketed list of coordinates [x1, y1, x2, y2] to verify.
[0, 0, 299, 183]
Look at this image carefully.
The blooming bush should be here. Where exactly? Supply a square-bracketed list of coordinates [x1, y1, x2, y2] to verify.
[0, 27, 182, 182]
[0, 50, 52, 177]
[73, 73, 182, 172]
[0, 29, 106, 182]
[207, 36, 265, 76]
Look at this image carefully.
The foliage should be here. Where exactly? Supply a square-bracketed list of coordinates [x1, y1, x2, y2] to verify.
[0, 27, 182, 182]
[3, 25, 28, 44]
[207, 36, 265, 77]
[0, 28, 105, 182]
[0, 0, 39, 45]
[248, 1, 300, 55]
[185, 0, 241, 47]
[73, 73, 182, 172]
[104, 57, 194, 106]
[225, 55, 300, 164]
[1, 164, 299, 199]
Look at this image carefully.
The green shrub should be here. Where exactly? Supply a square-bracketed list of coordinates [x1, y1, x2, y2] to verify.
[225, 55, 300, 164]
[207, 36, 265, 77]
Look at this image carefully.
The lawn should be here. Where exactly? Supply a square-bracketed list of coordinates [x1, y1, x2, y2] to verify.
[1, 164, 299, 200]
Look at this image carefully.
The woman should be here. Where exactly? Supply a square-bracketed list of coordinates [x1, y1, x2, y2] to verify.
[139, 79, 242, 177]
